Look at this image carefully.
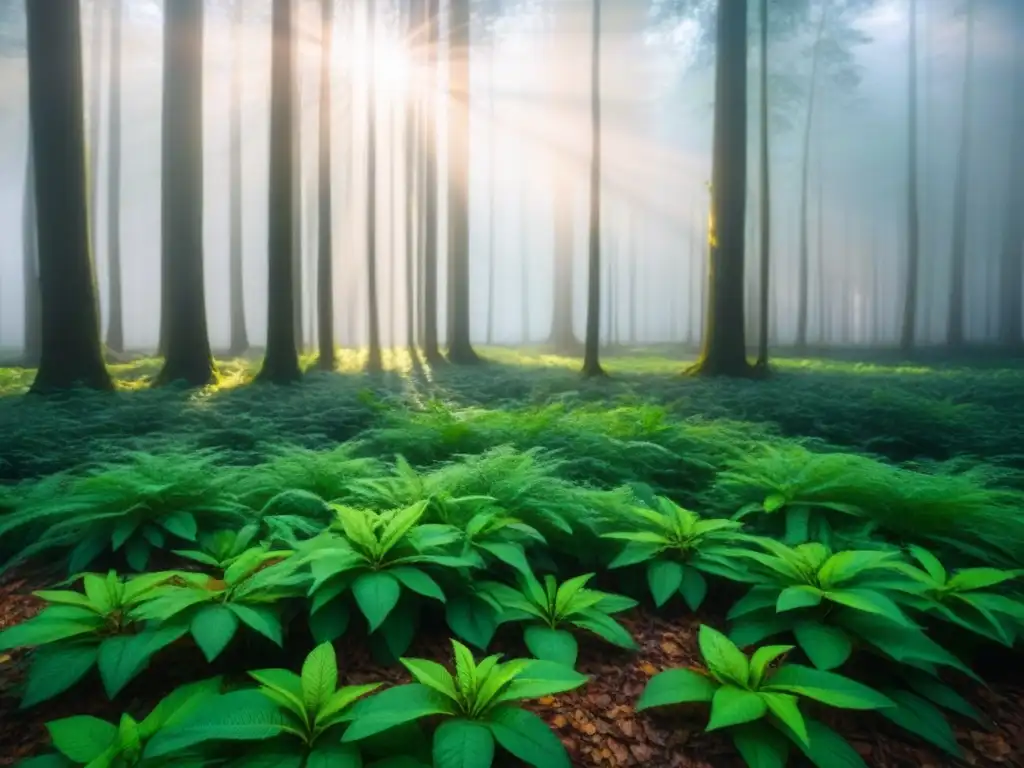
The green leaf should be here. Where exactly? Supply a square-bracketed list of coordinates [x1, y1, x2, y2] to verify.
[311, 603, 351, 645]
[446, 595, 499, 650]
[607, 542, 661, 569]
[432, 719, 495, 768]
[776, 586, 822, 613]
[46, 716, 118, 763]
[636, 668, 716, 711]
[389, 567, 446, 603]
[523, 626, 578, 668]
[0, 613, 98, 651]
[706, 686, 768, 731]
[494, 660, 589, 703]
[646, 561, 684, 608]
[353, 572, 402, 632]
[485, 705, 571, 768]
[731, 722, 789, 768]
[763, 493, 787, 513]
[760, 692, 808, 746]
[97, 634, 161, 697]
[144, 690, 289, 758]
[160, 511, 198, 541]
[793, 621, 853, 671]
[698, 625, 749, 687]
[764, 665, 893, 710]
[570, 610, 637, 650]
[378, 602, 419, 660]
[679, 566, 708, 611]
[190, 604, 240, 662]
[306, 743, 364, 768]
[947, 567, 1019, 592]
[248, 668, 305, 717]
[784, 718, 867, 768]
[824, 589, 912, 627]
[302, 643, 339, 715]
[907, 546, 946, 584]
[748, 645, 793, 689]
[401, 658, 458, 699]
[343, 684, 455, 742]
[11, 756, 75, 768]
[140, 677, 225, 738]
[21, 643, 98, 708]
[124, 537, 152, 572]
[727, 588, 779, 621]
[877, 689, 962, 757]
[226, 603, 283, 646]
[316, 683, 382, 729]
[478, 542, 533, 575]
[904, 673, 985, 724]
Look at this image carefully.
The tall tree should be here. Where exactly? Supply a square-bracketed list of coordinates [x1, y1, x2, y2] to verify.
[1000, 9, 1024, 347]
[157, 0, 213, 386]
[293, 21, 305, 353]
[900, 0, 921, 352]
[228, 0, 249, 356]
[365, 0, 383, 371]
[258, 0, 302, 383]
[26, 0, 112, 392]
[88, 0, 104, 300]
[581, 0, 605, 378]
[421, 0, 443, 363]
[105, 0, 124, 354]
[317, 0, 336, 369]
[22, 138, 40, 366]
[690, 0, 750, 377]
[755, 0, 771, 368]
[947, 0, 976, 347]
[447, 0, 479, 363]
[405, 0, 420, 351]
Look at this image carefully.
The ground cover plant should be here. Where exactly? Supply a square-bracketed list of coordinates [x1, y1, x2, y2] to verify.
[1, 350, 1023, 766]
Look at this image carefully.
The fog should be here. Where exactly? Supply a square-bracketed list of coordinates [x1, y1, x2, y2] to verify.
[0, 0, 1021, 353]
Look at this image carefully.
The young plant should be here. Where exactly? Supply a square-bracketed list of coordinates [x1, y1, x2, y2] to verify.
[0, 571, 190, 706]
[133, 548, 304, 662]
[893, 545, 1024, 645]
[299, 501, 472, 656]
[144, 643, 379, 766]
[20, 677, 223, 768]
[458, 508, 546, 576]
[171, 525, 266, 573]
[602, 496, 749, 610]
[341, 639, 589, 768]
[477, 570, 637, 668]
[637, 625, 893, 768]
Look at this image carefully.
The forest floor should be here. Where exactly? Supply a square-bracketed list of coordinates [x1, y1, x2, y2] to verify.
[0, 346, 1023, 767]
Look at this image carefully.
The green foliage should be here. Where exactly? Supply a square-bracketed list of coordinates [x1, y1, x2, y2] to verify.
[637, 625, 892, 768]
[0, 570, 191, 706]
[341, 639, 588, 768]
[603, 495, 749, 609]
[477, 570, 637, 668]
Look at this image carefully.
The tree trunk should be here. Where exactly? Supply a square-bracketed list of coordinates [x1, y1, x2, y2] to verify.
[228, 0, 249, 356]
[756, 0, 771, 368]
[26, 0, 112, 393]
[405, 0, 419, 351]
[1000, 21, 1024, 347]
[422, 0, 442, 363]
[690, 0, 750, 377]
[581, 0, 605, 377]
[22, 137, 41, 366]
[156, 0, 213, 387]
[520, 188, 529, 344]
[316, 0, 335, 369]
[900, 0, 921, 352]
[258, 0, 302, 383]
[365, 0, 383, 372]
[293, 34, 305, 353]
[628, 219, 637, 345]
[795, 6, 826, 350]
[486, 47, 497, 346]
[446, 0, 479, 363]
[947, 0, 975, 347]
[88, 0, 104, 321]
[105, 0, 124, 354]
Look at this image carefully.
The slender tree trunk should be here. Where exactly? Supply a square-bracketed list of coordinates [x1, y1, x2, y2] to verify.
[581, 0, 605, 377]
[258, 0, 302, 383]
[691, 0, 750, 377]
[795, 6, 827, 350]
[88, 0, 104, 326]
[405, 0, 419, 351]
[756, 0, 771, 368]
[947, 0, 975, 347]
[550, 171, 576, 352]
[105, 0, 124, 354]
[26, 0, 112, 392]
[157, 0, 213, 387]
[317, 1, 335, 369]
[486, 43, 497, 346]
[628, 220, 637, 345]
[1000, 22, 1024, 347]
[447, 0, 479, 363]
[422, 0, 442, 363]
[22, 138, 41, 366]
[389, 93, 399, 351]
[816, 156, 826, 343]
[228, 0, 249, 356]
[520, 188, 529, 344]
[365, 0, 383, 371]
[293, 35, 305, 353]
[901, 0, 921, 352]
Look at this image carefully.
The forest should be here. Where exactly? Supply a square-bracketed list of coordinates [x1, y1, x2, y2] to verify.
[0, 0, 1022, 766]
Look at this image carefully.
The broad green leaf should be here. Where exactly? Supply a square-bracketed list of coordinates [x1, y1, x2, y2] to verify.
[160, 511, 198, 541]
[706, 686, 768, 730]
[432, 719, 495, 768]
[907, 546, 946, 584]
[764, 665, 893, 710]
[46, 717, 117, 762]
[478, 542, 533, 575]
[877, 689, 962, 757]
[353, 572, 402, 632]
[727, 588, 779, 621]
[523, 626, 578, 668]
[748, 645, 793, 689]
[190, 604, 240, 662]
[446, 595, 498, 650]
[607, 542, 662, 569]
[763, 493, 787, 513]
[315, 683, 382, 729]
[904, 673, 985, 724]
[731, 722, 789, 768]
[400, 658, 458, 699]
[793, 621, 852, 671]
[378, 601, 418, 660]
[679, 566, 708, 611]
[343, 684, 455, 742]
[570, 610, 636, 650]
[306, 743, 363, 768]
[783, 718, 867, 768]
[485, 705, 571, 768]
[0, 613, 99, 651]
[776, 586, 822, 613]
[140, 677, 225, 738]
[389, 567, 446, 603]
[452, 639, 478, 698]
[226, 603, 283, 646]
[824, 589, 912, 627]
[553, 574, 595, 618]
[760, 692, 807, 745]
[97, 634, 160, 697]
[698, 625, 750, 687]
[493, 659, 589, 703]
[636, 668, 716, 711]
[310, 603, 351, 645]
[302, 643, 339, 714]
[816, 551, 899, 589]
[21, 643, 98, 708]
[248, 668, 305, 716]
[947, 567, 1020, 592]
[646, 561, 684, 608]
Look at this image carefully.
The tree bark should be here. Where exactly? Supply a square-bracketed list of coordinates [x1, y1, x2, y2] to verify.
[756, 0, 771, 368]
[317, 0, 335, 369]
[26, 0, 112, 393]
[1000, 19, 1024, 347]
[22, 137, 41, 366]
[105, 0, 124, 354]
[258, 0, 303, 383]
[422, 0, 443, 363]
[581, 0, 605, 377]
[900, 0, 921, 352]
[690, 0, 751, 378]
[228, 0, 249, 356]
[365, 0, 383, 372]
